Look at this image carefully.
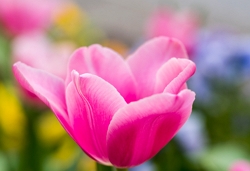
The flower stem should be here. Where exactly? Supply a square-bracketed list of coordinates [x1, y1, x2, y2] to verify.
[116, 168, 128, 171]
[96, 162, 114, 171]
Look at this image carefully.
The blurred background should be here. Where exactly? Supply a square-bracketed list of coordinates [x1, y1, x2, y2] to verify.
[1, 0, 250, 171]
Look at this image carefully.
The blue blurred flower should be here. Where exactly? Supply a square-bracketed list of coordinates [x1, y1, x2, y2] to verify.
[176, 111, 207, 159]
[130, 161, 155, 171]
[189, 29, 250, 102]
[195, 29, 250, 80]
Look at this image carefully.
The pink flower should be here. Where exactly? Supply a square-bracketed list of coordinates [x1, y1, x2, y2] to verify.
[145, 7, 199, 55]
[0, 0, 60, 35]
[12, 32, 75, 79]
[13, 37, 196, 168]
[230, 160, 250, 171]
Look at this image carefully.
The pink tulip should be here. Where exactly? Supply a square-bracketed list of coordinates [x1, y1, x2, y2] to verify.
[0, 0, 60, 35]
[145, 7, 199, 55]
[230, 160, 250, 171]
[12, 32, 75, 79]
[13, 37, 196, 168]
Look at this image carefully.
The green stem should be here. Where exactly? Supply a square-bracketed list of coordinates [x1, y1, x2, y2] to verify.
[95, 162, 128, 171]
[96, 162, 114, 171]
[116, 168, 128, 171]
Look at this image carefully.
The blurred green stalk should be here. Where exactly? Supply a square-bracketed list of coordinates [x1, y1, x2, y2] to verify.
[96, 162, 114, 171]
[116, 168, 128, 171]
[96, 162, 128, 171]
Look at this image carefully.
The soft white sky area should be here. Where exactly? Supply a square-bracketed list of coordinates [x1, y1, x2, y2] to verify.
[76, 0, 250, 43]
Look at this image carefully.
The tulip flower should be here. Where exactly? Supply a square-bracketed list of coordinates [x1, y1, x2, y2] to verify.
[145, 7, 199, 55]
[230, 160, 250, 171]
[12, 32, 75, 79]
[13, 37, 196, 169]
[0, 0, 60, 35]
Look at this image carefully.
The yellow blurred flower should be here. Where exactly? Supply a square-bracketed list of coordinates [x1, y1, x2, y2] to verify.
[37, 110, 96, 170]
[51, 2, 104, 46]
[0, 83, 26, 150]
[35, 96, 96, 170]
[44, 136, 81, 170]
[52, 137, 77, 162]
[36, 111, 66, 146]
[53, 3, 87, 38]
[77, 155, 96, 171]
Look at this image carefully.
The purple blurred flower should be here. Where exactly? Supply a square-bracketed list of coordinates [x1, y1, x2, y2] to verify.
[194, 29, 250, 81]
[189, 29, 250, 102]
[176, 111, 207, 158]
[130, 161, 155, 171]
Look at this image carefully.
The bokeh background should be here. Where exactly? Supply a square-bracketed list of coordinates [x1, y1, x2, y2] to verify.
[1, 0, 250, 171]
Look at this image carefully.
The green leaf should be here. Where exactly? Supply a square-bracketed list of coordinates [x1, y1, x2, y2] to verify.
[199, 143, 249, 171]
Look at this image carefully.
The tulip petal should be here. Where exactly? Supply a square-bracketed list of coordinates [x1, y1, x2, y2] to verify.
[155, 58, 196, 94]
[12, 62, 72, 135]
[107, 89, 195, 167]
[66, 71, 126, 164]
[163, 59, 196, 94]
[127, 37, 188, 98]
[66, 45, 137, 102]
